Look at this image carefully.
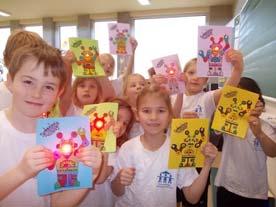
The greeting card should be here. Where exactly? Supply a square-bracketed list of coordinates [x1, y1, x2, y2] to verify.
[69, 38, 105, 77]
[152, 54, 184, 94]
[82, 102, 118, 152]
[197, 26, 233, 77]
[212, 85, 259, 138]
[108, 23, 132, 56]
[36, 116, 92, 196]
[169, 118, 209, 168]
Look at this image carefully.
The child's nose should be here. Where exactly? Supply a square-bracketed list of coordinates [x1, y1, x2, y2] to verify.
[32, 86, 42, 98]
[150, 112, 157, 120]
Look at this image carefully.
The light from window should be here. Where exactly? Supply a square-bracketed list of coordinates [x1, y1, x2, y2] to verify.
[59, 25, 77, 51]
[25, 25, 43, 38]
[0, 27, 11, 81]
[134, 16, 206, 78]
[94, 21, 117, 79]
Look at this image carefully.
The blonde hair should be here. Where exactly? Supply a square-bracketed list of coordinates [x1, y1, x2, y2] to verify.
[8, 44, 66, 90]
[4, 29, 45, 68]
[122, 73, 146, 97]
[183, 58, 197, 72]
[136, 84, 173, 116]
[72, 77, 103, 108]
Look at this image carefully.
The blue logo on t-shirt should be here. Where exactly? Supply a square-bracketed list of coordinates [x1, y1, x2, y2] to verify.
[253, 138, 263, 151]
[157, 171, 173, 188]
[195, 105, 203, 117]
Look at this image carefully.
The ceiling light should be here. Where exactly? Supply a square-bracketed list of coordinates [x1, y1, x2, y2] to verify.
[137, 0, 151, 6]
[0, 10, 11, 17]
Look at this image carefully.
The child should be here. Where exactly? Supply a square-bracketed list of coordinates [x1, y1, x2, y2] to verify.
[99, 37, 138, 97]
[78, 98, 135, 207]
[62, 76, 103, 116]
[122, 73, 147, 138]
[215, 77, 276, 207]
[0, 29, 45, 110]
[173, 49, 244, 119]
[111, 85, 218, 207]
[0, 44, 102, 207]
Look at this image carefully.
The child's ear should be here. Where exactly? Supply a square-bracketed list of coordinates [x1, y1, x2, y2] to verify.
[57, 87, 65, 97]
[6, 73, 13, 93]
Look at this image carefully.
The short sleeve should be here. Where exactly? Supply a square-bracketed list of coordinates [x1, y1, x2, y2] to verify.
[177, 168, 199, 189]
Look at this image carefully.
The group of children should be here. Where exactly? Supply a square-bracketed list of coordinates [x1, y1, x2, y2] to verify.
[0, 29, 275, 207]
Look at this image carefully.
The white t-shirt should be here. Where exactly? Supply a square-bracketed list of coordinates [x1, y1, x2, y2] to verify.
[128, 121, 144, 139]
[0, 110, 50, 207]
[0, 81, 12, 110]
[114, 135, 198, 207]
[181, 91, 216, 119]
[215, 120, 276, 199]
[65, 104, 82, 116]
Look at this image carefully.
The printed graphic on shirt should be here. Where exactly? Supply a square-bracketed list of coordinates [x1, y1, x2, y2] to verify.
[212, 85, 259, 139]
[169, 119, 209, 168]
[157, 171, 174, 188]
[195, 104, 203, 117]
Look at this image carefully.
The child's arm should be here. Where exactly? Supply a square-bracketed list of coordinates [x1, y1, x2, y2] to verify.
[93, 152, 114, 184]
[182, 142, 217, 204]
[213, 49, 244, 105]
[51, 145, 102, 207]
[0, 146, 53, 200]
[249, 102, 276, 157]
[111, 167, 135, 196]
[119, 37, 138, 80]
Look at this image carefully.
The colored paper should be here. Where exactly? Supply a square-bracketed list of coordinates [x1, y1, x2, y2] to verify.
[197, 26, 233, 77]
[82, 102, 118, 152]
[169, 118, 209, 168]
[108, 23, 132, 56]
[212, 85, 259, 138]
[152, 54, 185, 94]
[36, 116, 92, 196]
[69, 37, 105, 77]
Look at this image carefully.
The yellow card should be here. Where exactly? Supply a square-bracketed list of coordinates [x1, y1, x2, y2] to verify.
[82, 102, 118, 152]
[168, 118, 209, 168]
[69, 38, 105, 77]
[212, 85, 259, 138]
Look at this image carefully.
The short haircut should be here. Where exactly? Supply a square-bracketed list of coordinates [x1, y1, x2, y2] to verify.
[183, 58, 197, 72]
[8, 44, 66, 90]
[72, 77, 103, 108]
[3, 29, 45, 68]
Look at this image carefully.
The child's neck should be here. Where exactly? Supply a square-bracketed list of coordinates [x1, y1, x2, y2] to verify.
[185, 89, 201, 96]
[6, 108, 37, 133]
[140, 132, 166, 151]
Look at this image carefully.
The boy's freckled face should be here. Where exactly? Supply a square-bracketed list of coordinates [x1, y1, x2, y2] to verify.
[8, 57, 61, 118]
[184, 64, 208, 95]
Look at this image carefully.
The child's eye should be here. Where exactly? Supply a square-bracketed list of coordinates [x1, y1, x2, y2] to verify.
[46, 85, 55, 91]
[23, 80, 33, 85]
[142, 109, 150, 113]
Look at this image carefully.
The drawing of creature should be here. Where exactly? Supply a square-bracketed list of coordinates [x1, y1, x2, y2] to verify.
[198, 34, 230, 76]
[90, 111, 115, 150]
[110, 29, 129, 54]
[48, 128, 89, 189]
[171, 127, 206, 167]
[218, 97, 253, 134]
[164, 62, 179, 94]
[76, 45, 99, 75]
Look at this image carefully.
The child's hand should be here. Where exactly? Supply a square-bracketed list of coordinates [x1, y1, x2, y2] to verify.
[201, 142, 218, 167]
[152, 74, 168, 85]
[76, 146, 102, 170]
[225, 49, 244, 72]
[130, 37, 138, 53]
[117, 168, 135, 186]
[63, 50, 76, 64]
[250, 100, 264, 118]
[182, 111, 199, 118]
[18, 146, 54, 179]
[248, 115, 262, 137]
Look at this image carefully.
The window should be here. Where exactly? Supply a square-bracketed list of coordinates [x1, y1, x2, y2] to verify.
[134, 16, 206, 77]
[94, 20, 117, 79]
[59, 25, 77, 51]
[25, 25, 43, 38]
[0, 27, 11, 81]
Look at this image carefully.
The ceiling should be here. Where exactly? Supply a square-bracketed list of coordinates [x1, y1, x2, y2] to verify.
[0, 0, 235, 22]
